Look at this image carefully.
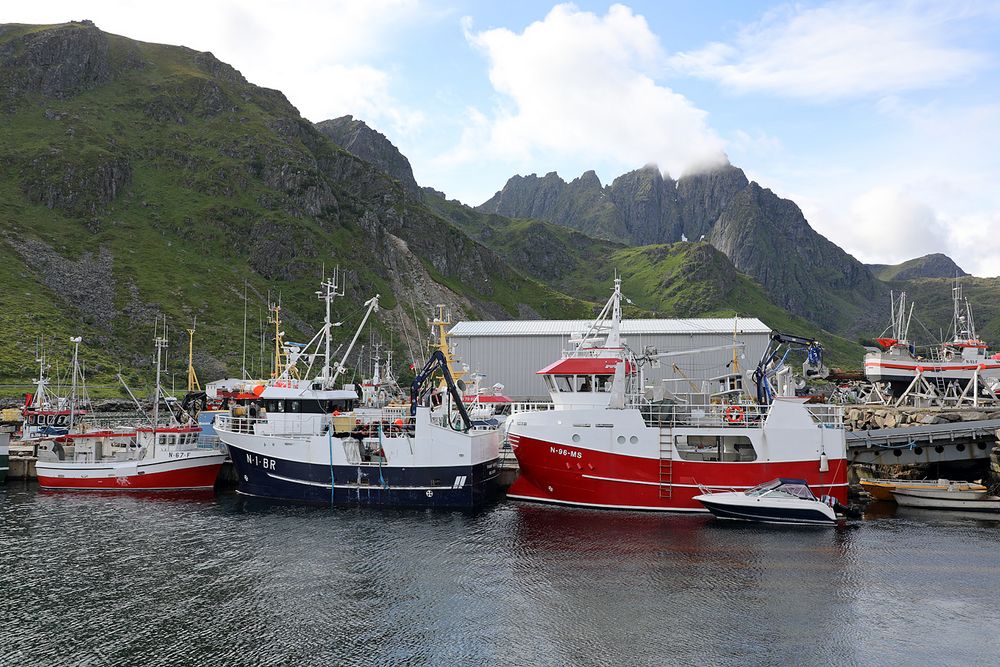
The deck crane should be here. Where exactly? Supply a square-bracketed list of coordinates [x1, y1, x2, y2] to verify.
[752, 332, 828, 405]
[410, 350, 472, 432]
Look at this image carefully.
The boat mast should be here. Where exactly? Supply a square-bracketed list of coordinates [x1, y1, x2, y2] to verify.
[575, 275, 624, 356]
[951, 280, 965, 341]
[153, 324, 167, 453]
[332, 294, 380, 387]
[606, 276, 622, 350]
[241, 279, 248, 380]
[68, 336, 81, 432]
[431, 305, 465, 386]
[316, 268, 345, 386]
[33, 341, 48, 410]
[187, 317, 200, 392]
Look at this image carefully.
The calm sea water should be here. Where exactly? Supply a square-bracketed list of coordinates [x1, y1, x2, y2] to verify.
[2, 482, 998, 667]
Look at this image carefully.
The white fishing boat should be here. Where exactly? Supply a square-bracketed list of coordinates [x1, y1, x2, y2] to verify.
[892, 488, 1000, 512]
[35, 333, 225, 491]
[19, 342, 88, 442]
[215, 275, 502, 507]
[693, 478, 840, 525]
[864, 285, 1000, 395]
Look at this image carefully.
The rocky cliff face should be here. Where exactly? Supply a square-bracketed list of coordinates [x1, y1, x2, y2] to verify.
[477, 163, 752, 246]
[0, 21, 587, 382]
[315, 115, 422, 198]
[477, 162, 886, 336]
[709, 183, 883, 331]
[0, 21, 139, 103]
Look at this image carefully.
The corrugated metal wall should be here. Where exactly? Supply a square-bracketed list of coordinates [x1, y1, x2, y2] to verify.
[449, 331, 772, 399]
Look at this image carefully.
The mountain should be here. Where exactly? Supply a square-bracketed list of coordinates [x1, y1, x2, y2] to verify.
[0, 21, 589, 385]
[869, 253, 969, 282]
[478, 164, 885, 334]
[315, 115, 422, 198]
[427, 195, 864, 367]
[478, 163, 749, 246]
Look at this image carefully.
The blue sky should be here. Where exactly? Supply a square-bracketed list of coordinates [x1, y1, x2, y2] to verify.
[10, 2, 1000, 275]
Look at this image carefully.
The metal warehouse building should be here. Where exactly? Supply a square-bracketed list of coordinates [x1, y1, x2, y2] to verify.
[448, 318, 773, 399]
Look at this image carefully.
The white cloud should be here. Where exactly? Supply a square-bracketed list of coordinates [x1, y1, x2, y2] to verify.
[442, 4, 726, 180]
[671, 1, 989, 100]
[844, 187, 949, 264]
[948, 212, 1000, 277]
[5, 0, 425, 134]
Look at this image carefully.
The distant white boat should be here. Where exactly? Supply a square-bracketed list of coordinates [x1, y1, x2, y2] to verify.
[892, 488, 1000, 513]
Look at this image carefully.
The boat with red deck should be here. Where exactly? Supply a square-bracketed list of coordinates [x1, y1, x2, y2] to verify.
[864, 285, 1000, 395]
[506, 278, 848, 512]
[35, 333, 225, 491]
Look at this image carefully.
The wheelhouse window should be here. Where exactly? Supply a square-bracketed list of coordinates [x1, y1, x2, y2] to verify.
[674, 434, 757, 462]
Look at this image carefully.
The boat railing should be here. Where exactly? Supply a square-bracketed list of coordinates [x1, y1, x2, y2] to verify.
[631, 401, 843, 429]
[632, 402, 769, 428]
[804, 404, 844, 427]
[216, 410, 420, 437]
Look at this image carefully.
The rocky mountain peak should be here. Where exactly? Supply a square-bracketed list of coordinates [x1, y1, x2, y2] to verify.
[571, 170, 603, 191]
[315, 115, 421, 197]
[0, 21, 123, 101]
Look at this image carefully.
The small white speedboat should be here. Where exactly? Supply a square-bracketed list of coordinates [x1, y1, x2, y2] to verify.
[694, 478, 839, 525]
[892, 488, 1000, 513]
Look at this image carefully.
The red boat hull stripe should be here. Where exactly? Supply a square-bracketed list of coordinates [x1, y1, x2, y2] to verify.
[37, 460, 223, 490]
[510, 433, 848, 510]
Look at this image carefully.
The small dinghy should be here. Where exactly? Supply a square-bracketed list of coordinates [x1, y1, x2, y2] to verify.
[860, 478, 987, 502]
[694, 478, 840, 525]
[892, 487, 1000, 513]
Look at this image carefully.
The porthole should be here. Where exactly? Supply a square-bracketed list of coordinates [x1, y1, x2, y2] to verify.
[629, 436, 638, 444]
[572, 434, 581, 443]
[956, 443, 966, 452]
[617, 435, 626, 444]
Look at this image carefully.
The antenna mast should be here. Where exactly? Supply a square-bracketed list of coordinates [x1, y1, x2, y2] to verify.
[187, 317, 200, 392]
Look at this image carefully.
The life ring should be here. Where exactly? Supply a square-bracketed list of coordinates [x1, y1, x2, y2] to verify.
[724, 405, 745, 424]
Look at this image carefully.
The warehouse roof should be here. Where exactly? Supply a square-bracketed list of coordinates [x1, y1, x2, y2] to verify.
[449, 317, 771, 337]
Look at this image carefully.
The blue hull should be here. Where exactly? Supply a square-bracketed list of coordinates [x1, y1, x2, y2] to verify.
[226, 443, 501, 508]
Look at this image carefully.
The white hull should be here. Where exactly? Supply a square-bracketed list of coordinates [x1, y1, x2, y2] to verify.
[892, 489, 1000, 512]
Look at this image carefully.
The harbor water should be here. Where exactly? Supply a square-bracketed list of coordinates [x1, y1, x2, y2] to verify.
[2, 483, 999, 666]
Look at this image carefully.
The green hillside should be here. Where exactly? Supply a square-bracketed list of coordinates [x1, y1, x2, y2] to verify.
[0, 21, 590, 389]
[427, 196, 864, 367]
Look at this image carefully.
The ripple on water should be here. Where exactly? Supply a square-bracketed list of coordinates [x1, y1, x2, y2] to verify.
[2, 485, 999, 666]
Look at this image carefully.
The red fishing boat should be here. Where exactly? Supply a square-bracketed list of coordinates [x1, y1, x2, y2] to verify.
[506, 278, 848, 511]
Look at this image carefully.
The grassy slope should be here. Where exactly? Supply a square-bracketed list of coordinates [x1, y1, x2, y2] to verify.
[0, 24, 592, 390]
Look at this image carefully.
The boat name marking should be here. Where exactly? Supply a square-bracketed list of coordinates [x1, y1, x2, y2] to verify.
[246, 452, 277, 470]
[550, 446, 582, 459]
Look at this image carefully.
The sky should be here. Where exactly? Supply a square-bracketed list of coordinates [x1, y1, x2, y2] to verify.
[7, 1, 1000, 275]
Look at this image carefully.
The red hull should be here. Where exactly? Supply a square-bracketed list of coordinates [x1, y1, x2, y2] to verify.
[37, 461, 223, 491]
[509, 434, 848, 511]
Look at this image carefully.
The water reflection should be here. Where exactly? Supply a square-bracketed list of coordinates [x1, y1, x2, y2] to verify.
[1, 484, 998, 666]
